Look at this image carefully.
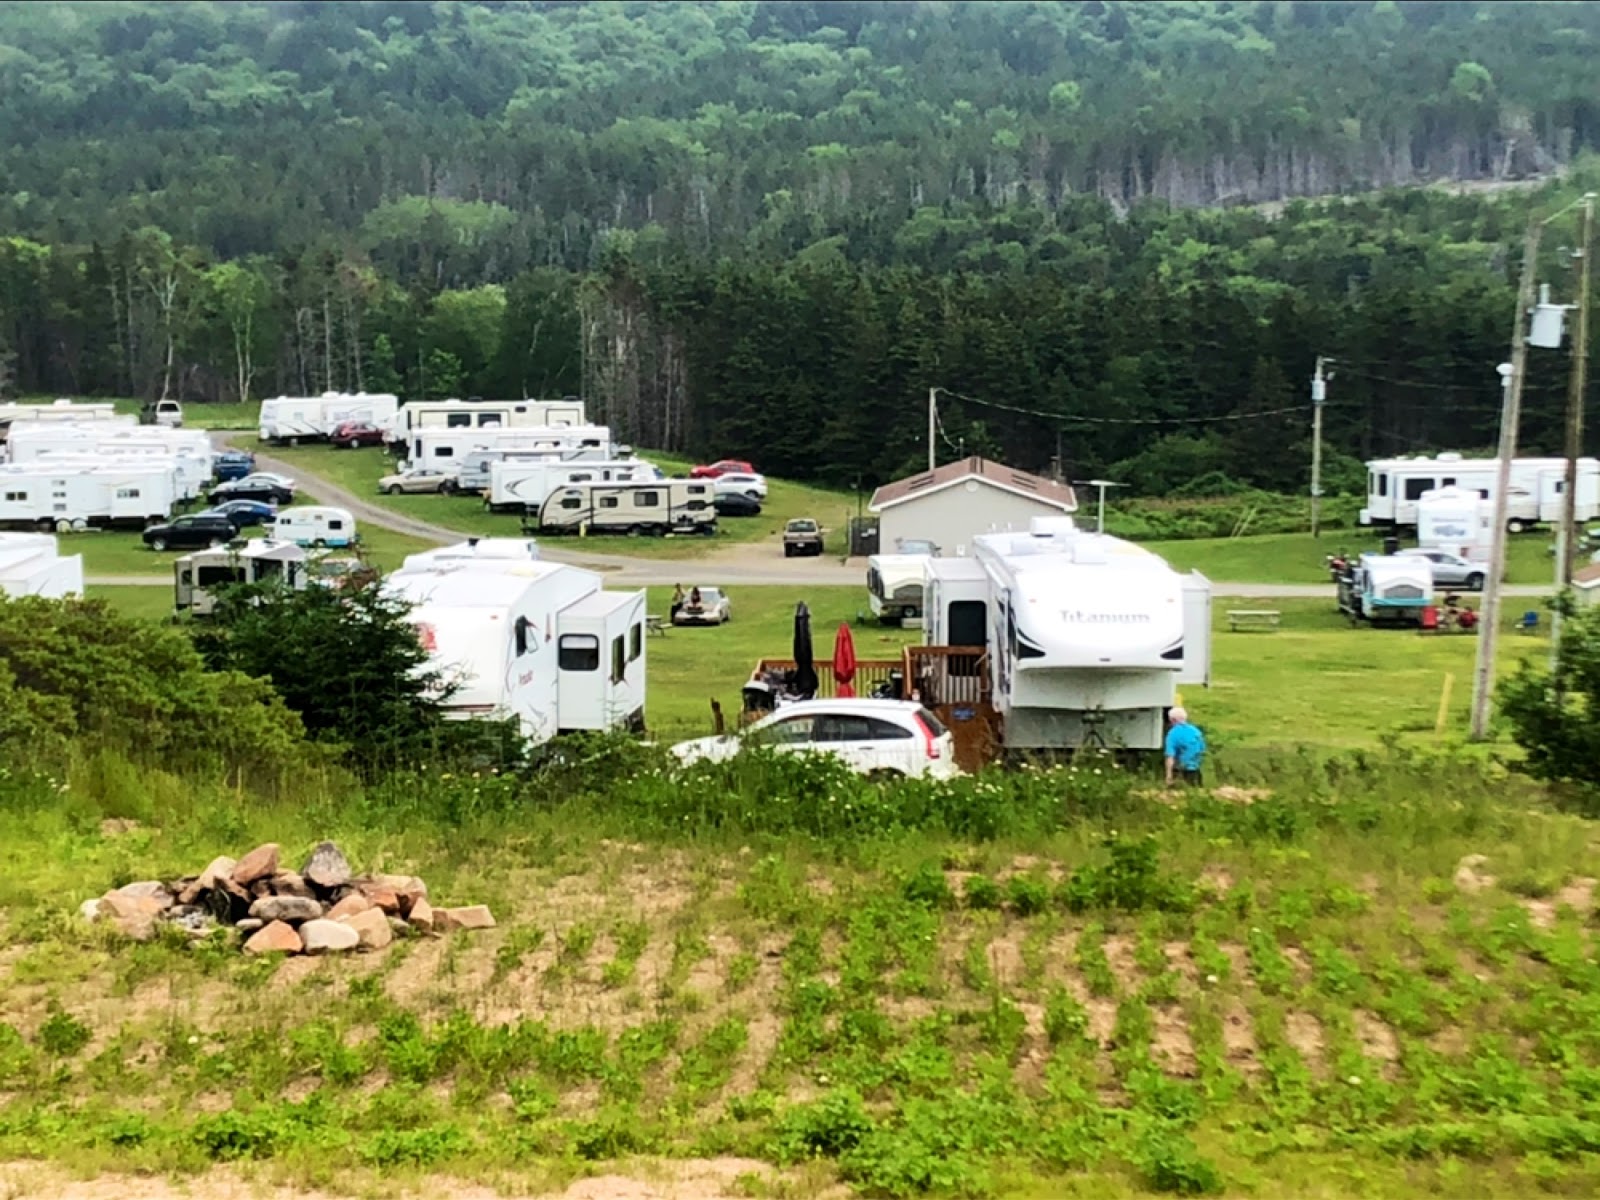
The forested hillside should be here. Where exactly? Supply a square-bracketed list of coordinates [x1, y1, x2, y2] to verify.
[0, 1, 1595, 490]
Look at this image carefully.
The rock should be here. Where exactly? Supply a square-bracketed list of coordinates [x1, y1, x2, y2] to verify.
[236, 918, 264, 933]
[79, 897, 108, 923]
[112, 881, 174, 910]
[166, 906, 213, 938]
[408, 898, 435, 933]
[372, 874, 428, 914]
[114, 914, 159, 943]
[179, 856, 238, 904]
[387, 916, 411, 938]
[267, 872, 316, 900]
[302, 842, 353, 891]
[232, 843, 280, 886]
[299, 918, 360, 954]
[247, 895, 323, 924]
[356, 883, 401, 915]
[340, 907, 393, 951]
[101, 892, 165, 922]
[436, 905, 496, 932]
[243, 920, 302, 955]
[99, 818, 141, 837]
[1454, 854, 1496, 895]
[324, 893, 372, 922]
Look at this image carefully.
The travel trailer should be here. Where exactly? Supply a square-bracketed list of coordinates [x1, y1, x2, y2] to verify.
[0, 400, 128, 441]
[406, 425, 616, 472]
[1416, 485, 1493, 562]
[455, 445, 638, 493]
[920, 517, 1211, 752]
[381, 558, 646, 745]
[6, 424, 213, 499]
[1361, 453, 1600, 531]
[526, 479, 716, 537]
[867, 538, 941, 624]
[486, 458, 657, 513]
[271, 506, 358, 548]
[257, 392, 400, 444]
[174, 540, 309, 616]
[400, 538, 541, 571]
[0, 462, 179, 530]
[0, 532, 84, 598]
[382, 397, 587, 447]
[1333, 552, 1433, 625]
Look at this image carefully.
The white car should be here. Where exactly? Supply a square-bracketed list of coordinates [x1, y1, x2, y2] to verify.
[1394, 548, 1487, 590]
[671, 698, 958, 780]
[672, 586, 732, 626]
[713, 472, 768, 500]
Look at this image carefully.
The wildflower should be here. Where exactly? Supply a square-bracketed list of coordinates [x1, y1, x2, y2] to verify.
[1347, 1075, 1362, 1086]
[187, 1035, 200, 1045]
[1205, 974, 1219, 985]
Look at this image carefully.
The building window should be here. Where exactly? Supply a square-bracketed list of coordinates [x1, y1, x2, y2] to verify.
[559, 634, 599, 671]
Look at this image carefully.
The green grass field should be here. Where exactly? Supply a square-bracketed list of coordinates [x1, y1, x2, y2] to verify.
[68, 517, 434, 579]
[1148, 530, 1559, 585]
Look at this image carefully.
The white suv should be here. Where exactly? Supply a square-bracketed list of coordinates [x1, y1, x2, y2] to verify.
[713, 472, 768, 500]
[670, 698, 958, 780]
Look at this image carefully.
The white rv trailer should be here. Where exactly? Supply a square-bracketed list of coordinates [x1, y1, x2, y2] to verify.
[867, 539, 941, 624]
[257, 392, 400, 444]
[381, 558, 646, 744]
[0, 532, 84, 598]
[528, 479, 716, 537]
[0, 400, 128, 441]
[487, 458, 657, 513]
[1362, 453, 1600, 531]
[921, 516, 1211, 752]
[0, 462, 179, 530]
[174, 540, 309, 616]
[272, 506, 358, 548]
[382, 397, 587, 447]
[457, 445, 650, 493]
[407, 424, 617, 472]
[6, 424, 213, 499]
[1416, 485, 1493, 562]
[401, 538, 541, 571]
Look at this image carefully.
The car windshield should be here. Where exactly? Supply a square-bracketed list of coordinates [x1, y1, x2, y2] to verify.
[692, 588, 721, 602]
[789, 521, 817, 532]
[917, 707, 948, 736]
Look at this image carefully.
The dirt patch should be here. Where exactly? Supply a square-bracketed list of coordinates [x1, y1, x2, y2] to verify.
[1220, 1003, 1259, 1075]
[1102, 935, 1141, 991]
[1526, 876, 1598, 929]
[1150, 1006, 1196, 1077]
[987, 927, 1026, 988]
[1164, 941, 1198, 985]
[1280, 946, 1313, 986]
[1428, 1025, 1470, 1056]
[1453, 855, 1496, 895]
[1210, 786, 1271, 805]
[1285, 1011, 1326, 1075]
[1353, 1009, 1400, 1074]
[1199, 867, 1234, 895]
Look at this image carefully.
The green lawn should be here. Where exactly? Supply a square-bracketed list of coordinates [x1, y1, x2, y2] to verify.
[72, 520, 432, 578]
[241, 439, 863, 560]
[108, 397, 256, 429]
[1148, 529, 1559, 585]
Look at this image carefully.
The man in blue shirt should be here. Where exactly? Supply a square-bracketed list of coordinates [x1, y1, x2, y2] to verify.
[1164, 706, 1206, 787]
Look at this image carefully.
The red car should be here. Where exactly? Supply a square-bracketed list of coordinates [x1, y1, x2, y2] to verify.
[690, 458, 755, 479]
[331, 420, 385, 449]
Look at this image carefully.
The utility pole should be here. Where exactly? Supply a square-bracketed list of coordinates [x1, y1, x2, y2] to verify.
[1470, 219, 1543, 741]
[927, 386, 938, 471]
[1311, 357, 1329, 538]
[1559, 194, 1595, 592]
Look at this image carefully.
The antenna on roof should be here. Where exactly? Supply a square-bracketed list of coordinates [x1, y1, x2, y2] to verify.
[1071, 479, 1124, 534]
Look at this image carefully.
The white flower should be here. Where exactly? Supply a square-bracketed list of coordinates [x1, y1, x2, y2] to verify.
[1205, 974, 1219, 985]
[187, 1035, 200, 1045]
[1347, 1075, 1362, 1086]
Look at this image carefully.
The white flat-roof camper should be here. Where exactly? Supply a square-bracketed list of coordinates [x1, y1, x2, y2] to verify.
[0, 532, 84, 598]
[922, 515, 1211, 753]
[1416, 485, 1494, 562]
[0, 462, 178, 531]
[380, 558, 645, 745]
[7, 424, 213, 499]
[257, 392, 400, 445]
[1362, 453, 1600, 532]
[174, 540, 309, 617]
[407, 424, 615, 472]
[0, 400, 128, 442]
[487, 458, 656, 513]
[456, 445, 635, 493]
[400, 537, 541, 571]
[383, 397, 588, 447]
[529, 478, 716, 537]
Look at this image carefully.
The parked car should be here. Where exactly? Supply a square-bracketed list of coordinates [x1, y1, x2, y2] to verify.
[331, 420, 385, 449]
[378, 466, 457, 495]
[672, 586, 732, 626]
[202, 499, 278, 530]
[690, 458, 755, 480]
[1395, 548, 1486, 590]
[713, 471, 768, 500]
[670, 699, 957, 780]
[209, 473, 294, 506]
[213, 450, 256, 482]
[714, 492, 762, 518]
[139, 399, 184, 427]
[142, 513, 239, 552]
[783, 517, 824, 557]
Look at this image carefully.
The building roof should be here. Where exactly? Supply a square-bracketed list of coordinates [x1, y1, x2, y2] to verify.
[1573, 563, 1600, 588]
[869, 457, 1077, 514]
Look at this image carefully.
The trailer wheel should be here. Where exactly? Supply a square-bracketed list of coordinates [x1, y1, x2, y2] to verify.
[314, 538, 326, 548]
[1508, 519, 1526, 534]
[54, 518, 71, 534]
[627, 524, 643, 537]
[288, 437, 299, 447]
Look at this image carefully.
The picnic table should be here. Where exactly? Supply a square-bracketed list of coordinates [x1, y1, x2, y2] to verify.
[1226, 609, 1282, 632]
[645, 615, 668, 637]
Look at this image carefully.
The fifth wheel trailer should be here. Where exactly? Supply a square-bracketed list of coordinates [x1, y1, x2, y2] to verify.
[382, 397, 587, 448]
[1361, 453, 1600, 531]
[381, 557, 646, 745]
[0, 532, 84, 598]
[257, 392, 400, 444]
[921, 517, 1211, 752]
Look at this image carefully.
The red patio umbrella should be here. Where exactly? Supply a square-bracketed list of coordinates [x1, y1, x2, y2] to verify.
[832, 622, 857, 698]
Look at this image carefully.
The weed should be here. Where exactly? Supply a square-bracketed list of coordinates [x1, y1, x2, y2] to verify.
[1134, 1128, 1225, 1195]
[560, 921, 597, 962]
[1060, 836, 1195, 914]
[1005, 873, 1052, 917]
[726, 951, 759, 993]
[774, 1089, 874, 1162]
[1076, 923, 1118, 998]
[35, 1007, 90, 1058]
[493, 925, 545, 982]
[964, 874, 1003, 910]
[1044, 987, 1092, 1050]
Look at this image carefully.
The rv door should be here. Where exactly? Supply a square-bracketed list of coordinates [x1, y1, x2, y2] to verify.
[1178, 573, 1211, 687]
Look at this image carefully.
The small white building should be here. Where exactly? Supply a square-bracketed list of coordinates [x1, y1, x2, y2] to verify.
[1573, 563, 1600, 609]
[869, 457, 1078, 558]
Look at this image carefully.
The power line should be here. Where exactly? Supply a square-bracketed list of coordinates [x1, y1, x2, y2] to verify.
[935, 386, 1308, 426]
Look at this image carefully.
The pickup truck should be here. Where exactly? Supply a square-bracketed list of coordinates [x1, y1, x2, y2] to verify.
[783, 518, 824, 558]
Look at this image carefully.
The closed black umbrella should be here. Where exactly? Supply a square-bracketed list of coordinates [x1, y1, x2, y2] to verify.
[792, 601, 818, 699]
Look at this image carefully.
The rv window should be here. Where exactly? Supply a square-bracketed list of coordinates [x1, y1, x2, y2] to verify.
[476, 414, 502, 427]
[1441, 477, 1456, 487]
[328, 520, 343, 530]
[514, 405, 527, 413]
[1556, 480, 1566, 494]
[636, 491, 660, 508]
[197, 566, 245, 587]
[435, 446, 455, 458]
[611, 636, 625, 683]
[115, 487, 140, 499]
[600, 496, 619, 509]
[571, 473, 593, 483]
[629, 623, 642, 661]
[948, 600, 987, 648]
[687, 500, 709, 511]
[514, 616, 531, 657]
[558, 634, 599, 671]
[1378, 475, 1388, 497]
[1403, 478, 1433, 501]
[446, 413, 471, 427]
[256, 560, 282, 579]
[688, 484, 707, 494]
[3, 491, 24, 502]
[561, 496, 582, 510]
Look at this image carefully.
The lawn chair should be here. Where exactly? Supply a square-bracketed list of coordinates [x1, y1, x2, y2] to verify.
[1519, 610, 1540, 634]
